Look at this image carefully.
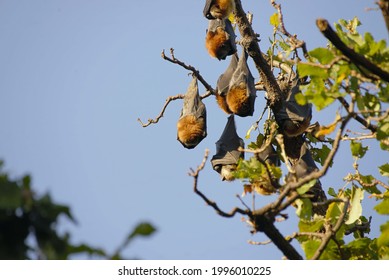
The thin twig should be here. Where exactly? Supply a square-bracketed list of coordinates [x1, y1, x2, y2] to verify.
[275, 134, 294, 173]
[270, 0, 309, 59]
[189, 150, 249, 218]
[162, 48, 216, 95]
[137, 94, 184, 127]
[337, 96, 377, 133]
[248, 239, 272, 245]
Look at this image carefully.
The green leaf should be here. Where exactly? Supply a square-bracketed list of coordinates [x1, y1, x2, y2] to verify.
[350, 140, 368, 158]
[0, 181, 22, 210]
[311, 144, 332, 167]
[127, 222, 157, 241]
[298, 217, 325, 233]
[295, 198, 312, 219]
[297, 63, 329, 79]
[374, 197, 389, 215]
[301, 240, 321, 259]
[269, 12, 279, 27]
[343, 238, 378, 260]
[378, 221, 389, 247]
[297, 179, 317, 195]
[379, 163, 389, 177]
[326, 199, 344, 223]
[345, 187, 364, 225]
[309, 47, 335, 64]
[328, 187, 337, 197]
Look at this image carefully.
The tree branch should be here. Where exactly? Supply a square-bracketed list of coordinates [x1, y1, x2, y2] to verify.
[337, 97, 377, 133]
[270, 0, 309, 59]
[378, 0, 389, 33]
[137, 94, 184, 127]
[189, 150, 249, 218]
[162, 48, 216, 95]
[316, 18, 389, 82]
[233, 0, 284, 111]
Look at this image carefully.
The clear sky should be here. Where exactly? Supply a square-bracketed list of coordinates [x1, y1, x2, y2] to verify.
[0, 0, 387, 260]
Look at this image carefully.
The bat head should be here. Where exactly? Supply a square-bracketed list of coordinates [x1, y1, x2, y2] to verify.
[203, 0, 235, 20]
[211, 115, 244, 180]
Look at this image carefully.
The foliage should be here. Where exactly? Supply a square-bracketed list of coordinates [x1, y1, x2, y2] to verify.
[140, 0, 389, 260]
[0, 160, 156, 259]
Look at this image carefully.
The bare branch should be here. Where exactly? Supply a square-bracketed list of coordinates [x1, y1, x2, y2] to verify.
[337, 97, 377, 133]
[377, 0, 389, 33]
[248, 239, 272, 246]
[233, 0, 284, 110]
[162, 48, 216, 95]
[270, 0, 309, 59]
[189, 150, 249, 218]
[316, 18, 389, 82]
[275, 134, 294, 173]
[137, 94, 184, 127]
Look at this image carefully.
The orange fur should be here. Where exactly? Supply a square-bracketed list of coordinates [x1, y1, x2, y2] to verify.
[210, 0, 235, 19]
[177, 115, 205, 146]
[226, 84, 250, 115]
[205, 28, 227, 59]
[215, 93, 232, 114]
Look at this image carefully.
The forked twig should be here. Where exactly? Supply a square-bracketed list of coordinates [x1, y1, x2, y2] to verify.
[137, 94, 184, 127]
[189, 149, 249, 218]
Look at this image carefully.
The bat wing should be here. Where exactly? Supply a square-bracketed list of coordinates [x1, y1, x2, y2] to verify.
[216, 53, 238, 96]
[211, 115, 244, 173]
[177, 77, 207, 149]
[203, 0, 215, 19]
[226, 49, 256, 117]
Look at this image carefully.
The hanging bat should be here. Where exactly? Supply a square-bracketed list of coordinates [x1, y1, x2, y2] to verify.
[203, 0, 235, 20]
[225, 49, 256, 117]
[177, 77, 207, 149]
[215, 50, 256, 116]
[286, 143, 327, 214]
[211, 115, 244, 181]
[205, 18, 236, 60]
[215, 53, 238, 114]
[275, 77, 312, 137]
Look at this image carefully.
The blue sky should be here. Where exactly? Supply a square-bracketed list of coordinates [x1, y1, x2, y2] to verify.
[0, 0, 387, 259]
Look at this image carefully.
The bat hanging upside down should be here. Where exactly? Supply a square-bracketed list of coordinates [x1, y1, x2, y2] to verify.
[205, 18, 236, 60]
[215, 49, 256, 117]
[275, 77, 312, 137]
[177, 77, 207, 149]
[211, 115, 244, 181]
[203, 0, 235, 20]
